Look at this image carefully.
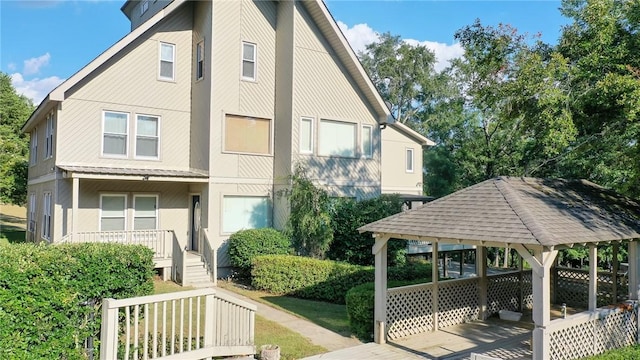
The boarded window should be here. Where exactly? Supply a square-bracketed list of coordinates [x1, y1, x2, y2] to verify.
[224, 114, 270, 154]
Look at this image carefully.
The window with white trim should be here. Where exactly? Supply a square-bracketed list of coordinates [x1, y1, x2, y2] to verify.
[222, 196, 271, 233]
[196, 40, 204, 81]
[103, 111, 128, 156]
[135, 114, 159, 159]
[30, 128, 37, 165]
[318, 119, 356, 157]
[134, 195, 158, 230]
[406, 148, 414, 173]
[159, 42, 175, 81]
[299, 117, 313, 154]
[224, 114, 271, 154]
[140, 0, 149, 16]
[241, 42, 256, 81]
[28, 193, 36, 233]
[100, 194, 127, 231]
[42, 192, 52, 241]
[362, 125, 373, 158]
[45, 112, 55, 158]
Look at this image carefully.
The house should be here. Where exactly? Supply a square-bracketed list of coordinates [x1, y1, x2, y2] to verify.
[21, 0, 433, 284]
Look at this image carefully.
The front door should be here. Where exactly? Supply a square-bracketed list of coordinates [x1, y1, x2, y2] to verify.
[190, 195, 201, 251]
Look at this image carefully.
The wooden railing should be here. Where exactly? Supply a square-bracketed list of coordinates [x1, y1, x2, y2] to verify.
[201, 228, 217, 286]
[172, 232, 187, 285]
[61, 230, 173, 259]
[100, 288, 256, 360]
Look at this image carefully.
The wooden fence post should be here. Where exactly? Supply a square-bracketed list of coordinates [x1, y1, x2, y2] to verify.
[99, 298, 118, 360]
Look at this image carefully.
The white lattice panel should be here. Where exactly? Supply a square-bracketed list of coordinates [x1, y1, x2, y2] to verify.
[487, 272, 523, 316]
[522, 271, 533, 310]
[555, 268, 589, 309]
[438, 278, 480, 328]
[595, 308, 637, 354]
[386, 283, 433, 340]
[549, 319, 596, 360]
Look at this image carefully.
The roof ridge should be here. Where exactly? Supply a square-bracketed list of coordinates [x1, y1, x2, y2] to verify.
[494, 177, 555, 246]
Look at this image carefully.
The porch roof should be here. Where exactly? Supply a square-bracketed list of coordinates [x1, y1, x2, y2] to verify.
[359, 177, 640, 248]
[59, 165, 208, 181]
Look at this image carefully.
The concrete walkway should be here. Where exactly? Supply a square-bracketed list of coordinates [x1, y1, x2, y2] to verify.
[215, 287, 362, 352]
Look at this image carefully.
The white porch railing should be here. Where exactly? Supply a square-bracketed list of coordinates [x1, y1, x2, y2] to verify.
[100, 288, 256, 360]
[201, 229, 217, 286]
[61, 230, 174, 259]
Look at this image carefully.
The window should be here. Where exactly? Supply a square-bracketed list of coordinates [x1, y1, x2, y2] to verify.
[45, 112, 54, 158]
[362, 125, 373, 158]
[28, 193, 36, 233]
[134, 195, 158, 230]
[318, 120, 356, 157]
[241, 42, 256, 81]
[103, 111, 128, 156]
[140, 0, 149, 16]
[224, 114, 271, 154]
[159, 42, 175, 81]
[135, 114, 159, 158]
[42, 192, 52, 241]
[406, 148, 414, 173]
[30, 128, 37, 165]
[100, 194, 126, 231]
[222, 196, 271, 233]
[300, 117, 313, 154]
[196, 40, 204, 80]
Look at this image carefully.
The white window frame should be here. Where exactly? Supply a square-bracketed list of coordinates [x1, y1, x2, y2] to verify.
[406, 148, 415, 173]
[135, 114, 160, 160]
[133, 194, 158, 230]
[99, 194, 128, 232]
[361, 124, 373, 158]
[140, 0, 149, 16]
[45, 112, 54, 159]
[102, 111, 129, 158]
[30, 128, 37, 166]
[28, 193, 36, 233]
[196, 40, 204, 81]
[299, 117, 314, 154]
[241, 41, 257, 81]
[221, 195, 271, 234]
[42, 192, 52, 241]
[159, 42, 176, 81]
[318, 119, 357, 158]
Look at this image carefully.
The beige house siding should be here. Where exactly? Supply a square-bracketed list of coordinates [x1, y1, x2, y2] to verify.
[27, 107, 58, 180]
[381, 125, 424, 195]
[128, 0, 173, 31]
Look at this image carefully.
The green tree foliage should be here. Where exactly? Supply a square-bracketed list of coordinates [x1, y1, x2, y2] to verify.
[285, 164, 333, 258]
[359, 32, 437, 125]
[327, 194, 407, 266]
[0, 72, 33, 205]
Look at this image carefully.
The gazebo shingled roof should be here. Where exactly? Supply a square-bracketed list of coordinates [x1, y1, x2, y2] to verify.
[359, 176, 640, 247]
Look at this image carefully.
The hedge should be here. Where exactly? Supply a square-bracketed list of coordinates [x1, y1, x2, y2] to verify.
[251, 255, 432, 304]
[227, 228, 291, 278]
[0, 243, 155, 359]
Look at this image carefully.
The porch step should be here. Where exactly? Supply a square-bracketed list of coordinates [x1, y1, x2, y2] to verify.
[183, 253, 214, 288]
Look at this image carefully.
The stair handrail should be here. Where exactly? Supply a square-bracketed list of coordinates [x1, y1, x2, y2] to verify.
[201, 228, 217, 285]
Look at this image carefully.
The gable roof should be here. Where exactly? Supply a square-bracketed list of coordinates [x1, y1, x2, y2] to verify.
[387, 122, 435, 146]
[359, 177, 640, 249]
[22, 0, 393, 133]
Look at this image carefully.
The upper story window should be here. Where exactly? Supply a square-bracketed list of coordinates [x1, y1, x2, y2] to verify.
[224, 114, 271, 155]
[103, 111, 129, 157]
[406, 148, 414, 173]
[362, 125, 373, 158]
[45, 112, 55, 159]
[241, 42, 256, 81]
[318, 119, 356, 158]
[42, 192, 52, 241]
[299, 117, 314, 154]
[140, 0, 149, 16]
[30, 128, 37, 165]
[196, 40, 204, 81]
[159, 42, 175, 81]
[135, 114, 159, 159]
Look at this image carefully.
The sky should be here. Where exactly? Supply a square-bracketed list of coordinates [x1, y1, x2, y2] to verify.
[0, 0, 570, 105]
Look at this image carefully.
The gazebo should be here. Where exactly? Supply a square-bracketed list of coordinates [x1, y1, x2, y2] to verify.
[359, 177, 640, 360]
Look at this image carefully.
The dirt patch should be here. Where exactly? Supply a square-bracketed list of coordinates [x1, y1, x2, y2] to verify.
[1, 204, 26, 231]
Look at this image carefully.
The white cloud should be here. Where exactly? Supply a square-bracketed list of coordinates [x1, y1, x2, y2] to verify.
[11, 72, 64, 104]
[337, 22, 464, 72]
[23, 53, 51, 76]
[7, 63, 17, 72]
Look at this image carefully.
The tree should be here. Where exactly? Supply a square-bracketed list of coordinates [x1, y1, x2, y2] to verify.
[359, 32, 437, 125]
[0, 72, 33, 205]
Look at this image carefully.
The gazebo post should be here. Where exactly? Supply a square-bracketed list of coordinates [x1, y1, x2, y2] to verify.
[476, 246, 488, 320]
[629, 241, 639, 300]
[588, 244, 598, 311]
[372, 235, 390, 344]
[612, 243, 618, 302]
[432, 242, 439, 331]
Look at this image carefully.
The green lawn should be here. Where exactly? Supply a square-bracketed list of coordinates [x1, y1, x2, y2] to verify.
[0, 204, 26, 245]
[584, 345, 640, 359]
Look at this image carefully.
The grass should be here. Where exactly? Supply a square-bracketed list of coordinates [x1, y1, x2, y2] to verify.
[219, 280, 351, 336]
[586, 344, 640, 359]
[0, 204, 26, 245]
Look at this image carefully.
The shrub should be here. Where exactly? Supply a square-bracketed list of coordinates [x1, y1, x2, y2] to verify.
[328, 194, 407, 266]
[0, 243, 155, 359]
[228, 228, 292, 277]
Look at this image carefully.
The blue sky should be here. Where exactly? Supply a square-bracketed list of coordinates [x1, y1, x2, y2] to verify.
[1, 0, 569, 104]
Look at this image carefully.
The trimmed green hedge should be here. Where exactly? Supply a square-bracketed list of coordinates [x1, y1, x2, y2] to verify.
[228, 228, 291, 278]
[0, 243, 155, 359]
[251, 255, 432, 304]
